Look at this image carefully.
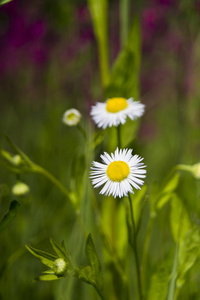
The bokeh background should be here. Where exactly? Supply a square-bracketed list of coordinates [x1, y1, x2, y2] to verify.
[0, 0, 200, 299]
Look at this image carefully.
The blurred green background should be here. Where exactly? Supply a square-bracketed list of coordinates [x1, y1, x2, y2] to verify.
[0, 0, 200, 299]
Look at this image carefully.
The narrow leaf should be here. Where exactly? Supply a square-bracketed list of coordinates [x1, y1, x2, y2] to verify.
[0, 0, 13, 5]
[105, 16, 141, 99]
[42, 270, 55, 274]
[157, 173, 180, 210]
[170, 194, 191, 243]
[25, 244, 57, 268]
[50, 237, 67, 259]
[132, 184, 147, 226]
[35, 274, 61, 281]
[0, 200, 20, 234]
[177, 227, 200, 288]
[85, 234, 104, 295]
[166, 243, 179, 300]
[86, 234, 101, 275]
[87, 0, 109, 86]
[147, 268, 170, 300]
[162, 173, 180, 194]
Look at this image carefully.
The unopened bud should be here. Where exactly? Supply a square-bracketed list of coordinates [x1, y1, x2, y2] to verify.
[12, 182, 30, 196]
[192, 163, 200, 179]
[62, 109, 81, 126]
[11, 155, 22, 166]
[53, 258, 68, 276]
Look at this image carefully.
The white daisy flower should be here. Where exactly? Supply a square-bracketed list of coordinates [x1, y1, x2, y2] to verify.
[90, 148, 146, 198]
[90, 97, 145, 129]
[62, 108, 81, 126]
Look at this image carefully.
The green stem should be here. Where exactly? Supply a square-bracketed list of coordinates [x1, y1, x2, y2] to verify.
[141, 216, 155, 291]
[77, 124, 87, 140]
[117, 125, 122, 148]
[33, 165, 70, 198]
[91, 191, 130, 298]
[120, 0, 130, 47]
[128, 193, 143, 300]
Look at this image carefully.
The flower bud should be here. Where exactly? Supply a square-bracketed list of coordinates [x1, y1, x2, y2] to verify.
[53, 258, 68, 276]
[12, 181, 30, 196]
[11, 155, 22, 166]
[192, 163, 200, 179]
[62, 109, 81, 126]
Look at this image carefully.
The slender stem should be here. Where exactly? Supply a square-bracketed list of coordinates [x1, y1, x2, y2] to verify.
[141, 216, 155, 290]
[77, 124, 87, 140]
[120, 0, 130, 47]
[33, 165, 71, 199]
[128, 193, 143, 300]
[117, 125, 121, 148]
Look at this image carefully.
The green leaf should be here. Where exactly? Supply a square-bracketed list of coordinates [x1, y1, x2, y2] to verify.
[177, 227, 200, 288]
[50, 237, 67, 259]
[149, 181, 160, 216]
[87, 0, 109, 86]
[86, 234, 101, 276]
[79, 265, 96, 286]
[84, 234, 104, 298]
[157, 173, 180, 210]
[35, 274, 62, 281]
[170, 194, 191, 243]
[93, 130, 107, 150]
[166, 243, 179, 300]
[70, 153, 86, 202]
[25, 244, 57, 269]
[105, 16, 141, 99]
[0, 0, 13, 5]
[132, 184, 148, 227]
[125, 197, 133, 246]
[42, 270, 55, 274]
[0, 200, 20, 234]
[162, 173, 180, 194]
[147, 267, 170, 300]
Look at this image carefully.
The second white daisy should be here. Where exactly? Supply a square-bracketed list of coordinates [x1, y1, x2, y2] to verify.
[90, 148, 146, 198]
[90, 97, 145, 129]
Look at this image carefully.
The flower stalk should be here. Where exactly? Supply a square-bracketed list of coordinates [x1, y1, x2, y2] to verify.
[128, 193, 143, 300]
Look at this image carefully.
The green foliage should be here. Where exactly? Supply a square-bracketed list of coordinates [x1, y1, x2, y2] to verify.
[0, 0, 200, 299]
[25, 238, 78, 282]
[25, 244, 58, 269]
[87, 0, 109, 86]
[170, 194, 190, 243]
[177, 227, 200, 288]
[79, 234, 104, 299]
[0, 0, 12, 5]
[0, 200, 20, 234]
[105, 16, 141, 99]
[147, 267, 170, 300]
[166, 242, 179, 300]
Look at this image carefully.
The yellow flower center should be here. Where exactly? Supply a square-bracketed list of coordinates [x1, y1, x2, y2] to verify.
[67, 112, 76, 121]
[107, 161, 130, 181]
[106, 97, 128, 113]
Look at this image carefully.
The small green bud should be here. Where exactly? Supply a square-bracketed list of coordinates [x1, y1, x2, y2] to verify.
[62, 109, 81, 126]
[1, 150, 22, 166]
[12, 181, 30, 196]
[192, 163, 200, 179]
[11, 155, 22, 166]
[53, 258, 68, 276]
